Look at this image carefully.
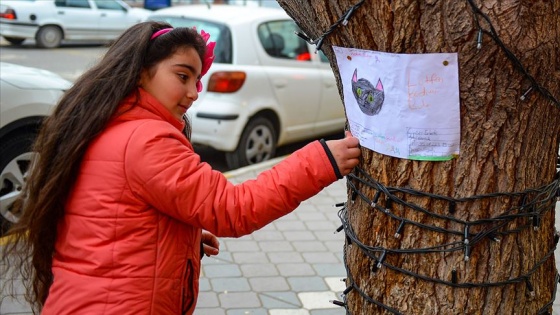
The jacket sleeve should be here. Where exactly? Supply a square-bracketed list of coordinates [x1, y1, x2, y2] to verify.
[124, 121, 339, 237]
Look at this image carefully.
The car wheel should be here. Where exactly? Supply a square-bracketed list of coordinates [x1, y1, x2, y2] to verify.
[3, 36, 25, 45]
[225, 116, 277, 169]
[0, 133, 36, 235]
[35, 25, 63, 48]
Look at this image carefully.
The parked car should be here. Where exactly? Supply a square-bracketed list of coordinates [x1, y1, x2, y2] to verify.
[0, 62, 72, 235]
[0, 0, 151, 48]
[149, 4, 345, 169]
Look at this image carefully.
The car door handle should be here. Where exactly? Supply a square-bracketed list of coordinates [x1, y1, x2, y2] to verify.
[57, 11, 65, 15]
[100, 13, 107, 17]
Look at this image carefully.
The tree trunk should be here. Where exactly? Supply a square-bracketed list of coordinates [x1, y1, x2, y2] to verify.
[278, 0, 560, 314]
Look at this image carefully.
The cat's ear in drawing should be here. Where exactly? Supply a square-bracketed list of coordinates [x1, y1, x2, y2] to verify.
[376, 79, 384, 91]
[352, 69, 358, 83]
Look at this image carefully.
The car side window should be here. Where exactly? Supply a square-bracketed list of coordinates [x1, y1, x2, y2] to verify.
[257, 21, 310, 61]
[149, 16, 233, 64]
[94, 0, 125, 11]
[318, 50, 329, 63]
[55, 0, 91, 8]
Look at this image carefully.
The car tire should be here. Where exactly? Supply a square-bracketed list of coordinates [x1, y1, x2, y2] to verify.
[3, 36, 25, 45]
[225, 116, 277, 169]
[35, 25, 63, 48]
[0, 133, 36, 235]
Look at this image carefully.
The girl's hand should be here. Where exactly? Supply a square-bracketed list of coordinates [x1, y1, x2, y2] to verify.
[201, 230, 220, 257]
[326, 131, 361, 176]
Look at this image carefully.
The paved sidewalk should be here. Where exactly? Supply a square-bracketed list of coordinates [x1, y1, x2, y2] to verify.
[202, 158, 560, 315]
[1, 156, 559, 314]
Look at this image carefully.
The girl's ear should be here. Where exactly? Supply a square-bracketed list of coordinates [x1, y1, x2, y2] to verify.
[138, 68, 149, 87]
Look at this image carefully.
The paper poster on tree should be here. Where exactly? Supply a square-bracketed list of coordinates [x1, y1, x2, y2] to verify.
[333, 46, 461, 161]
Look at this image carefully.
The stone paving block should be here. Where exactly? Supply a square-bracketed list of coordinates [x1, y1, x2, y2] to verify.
[282, 212, 300, 221]
[302, 252, 340, 264]
[324, 180, 347, 193]
[199, 277, 211, 291]
[1, 278, 26, 296]
[298, 291, 339, 309]
[211, 277, 251, 292]
[293, 241, 328, 252]
[288, 277, 329, 291]
[324, 277, 347, 292]
[249, 276, 290, 292]
[296, 204, 321, 213]
[324, 241, 344, 253]
[224, 239, 260, 252]
[203, 264, 242, 278]
[310, 308, 345, 315]
[0, 295, 32, 314]
[202, 254, 233, 265]
[304, 221, 339, 231]
[260, 292, 301, 307]
[327, 192, 348, 201]
[259, 223, 279, 232]
[296, 211, 327, 221]
[232, 252, 269, 264]
[258, 241, 294, 252]
[195, 291, 220, 308]
[277, 263, 315, 277]
[252, 230, 285, 241]
[275, 220, 307, 231]
[218, 292, 261, 308]
[193, 308, 225, 315]
[227, 308, 268, 315]
[314, 231, 345, 242]
[260, 293, 300, 309]
[324, 210, 344, 223]
[311, 196, 341, 206]
[267, 252, 303, 264]
[203, 252, 234, 264]
[240, 263, 279, 277]
[313, 264, 346, 277]
[284, 231, 316, 241]
[270, 309, 310, 315]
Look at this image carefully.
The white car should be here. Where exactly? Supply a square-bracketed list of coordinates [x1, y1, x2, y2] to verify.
[0, 0, 151, 48]
[0, 62, 72, 235]
[150, 5, 346, 168]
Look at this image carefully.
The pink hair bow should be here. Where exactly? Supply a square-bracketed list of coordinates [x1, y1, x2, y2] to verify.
[197, 29, 216, 92]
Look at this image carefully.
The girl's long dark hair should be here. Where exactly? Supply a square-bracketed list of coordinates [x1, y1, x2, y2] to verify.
[1, 21, 206, 313]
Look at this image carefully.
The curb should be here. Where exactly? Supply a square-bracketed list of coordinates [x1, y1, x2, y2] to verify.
[223, 155, 287, 179]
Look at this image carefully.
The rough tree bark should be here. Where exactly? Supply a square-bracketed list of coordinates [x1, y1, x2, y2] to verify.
[278, 1, 559, 314]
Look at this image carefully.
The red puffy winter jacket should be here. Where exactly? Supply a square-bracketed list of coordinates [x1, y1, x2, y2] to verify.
[42, 88, 339, 314]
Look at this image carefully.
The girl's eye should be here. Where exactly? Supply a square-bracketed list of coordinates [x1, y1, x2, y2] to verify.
[178, 74, 188, 81]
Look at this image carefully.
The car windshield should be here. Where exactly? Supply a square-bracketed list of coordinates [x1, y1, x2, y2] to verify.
[149, 16, 232, 64]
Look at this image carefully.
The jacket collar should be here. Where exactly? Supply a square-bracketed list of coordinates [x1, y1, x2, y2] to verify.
[117, 87, 185, 132]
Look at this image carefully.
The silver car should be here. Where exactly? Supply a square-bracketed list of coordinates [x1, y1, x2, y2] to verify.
[0, 62, 71, 235]
[0, 0, 150, 48]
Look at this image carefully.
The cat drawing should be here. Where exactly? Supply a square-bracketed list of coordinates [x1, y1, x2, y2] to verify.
[351, 68, 384, 116]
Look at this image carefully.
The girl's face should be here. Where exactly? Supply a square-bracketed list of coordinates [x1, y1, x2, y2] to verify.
[139, 47, 202, 120]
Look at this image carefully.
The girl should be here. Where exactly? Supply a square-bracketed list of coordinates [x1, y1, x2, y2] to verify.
[1, 21, 361, 314]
